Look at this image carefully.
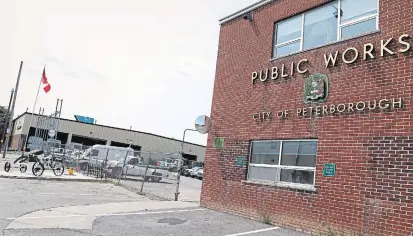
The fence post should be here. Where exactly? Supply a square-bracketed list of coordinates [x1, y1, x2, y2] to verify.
[123, 166, 129, 182]
[117, 147, 131, 184]
[140, 153, 151, 194]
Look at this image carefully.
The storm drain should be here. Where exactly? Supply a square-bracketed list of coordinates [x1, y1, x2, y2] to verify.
[157, 218, 187, 225]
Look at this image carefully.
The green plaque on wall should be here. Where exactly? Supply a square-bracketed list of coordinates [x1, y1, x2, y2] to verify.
[323, 164, 336, 177]
[235, 156, 244, 167]
[213, 137, 224, 148]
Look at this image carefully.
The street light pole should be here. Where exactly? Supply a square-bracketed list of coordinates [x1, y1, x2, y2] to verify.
[3, 61, 23, 158]
[174, 128, 197, 201]
[1, 89, 14, 153]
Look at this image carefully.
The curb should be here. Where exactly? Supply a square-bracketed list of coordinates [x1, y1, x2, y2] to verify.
[0, 174, 110, 183]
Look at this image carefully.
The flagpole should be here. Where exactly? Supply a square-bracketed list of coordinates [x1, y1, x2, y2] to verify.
[22, 66, 44, 155]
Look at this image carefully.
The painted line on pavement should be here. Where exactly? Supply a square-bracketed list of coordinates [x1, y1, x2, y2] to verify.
[225, 226, 281, 236]
[6, 208, 205, 220]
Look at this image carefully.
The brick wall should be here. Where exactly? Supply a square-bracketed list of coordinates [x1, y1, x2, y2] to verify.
[201, 0, 413, 235]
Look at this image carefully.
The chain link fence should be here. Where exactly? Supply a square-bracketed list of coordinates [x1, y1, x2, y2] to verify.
[112, 151, 179, 201]
[4, 138, 203, 202]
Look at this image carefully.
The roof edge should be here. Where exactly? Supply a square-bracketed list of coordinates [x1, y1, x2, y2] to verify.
[13, 112, 206, 148]
[219, 0, 274, 25]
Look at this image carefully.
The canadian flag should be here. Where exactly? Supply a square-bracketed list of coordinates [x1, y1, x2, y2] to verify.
[42, 67, 51, 93]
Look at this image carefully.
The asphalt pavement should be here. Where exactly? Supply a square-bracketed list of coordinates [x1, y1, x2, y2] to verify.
[0, 178, 148, 235]
[0, 153, 306, 236]
[0, 178, 307, 236]
[5, 207, 306, 236]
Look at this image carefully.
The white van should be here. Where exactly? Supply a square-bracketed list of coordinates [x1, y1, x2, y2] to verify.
[79, 145, 134, 169]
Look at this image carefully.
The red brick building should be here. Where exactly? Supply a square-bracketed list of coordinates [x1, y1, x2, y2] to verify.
[200, 0, 413, 235]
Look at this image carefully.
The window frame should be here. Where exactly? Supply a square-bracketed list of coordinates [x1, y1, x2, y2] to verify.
[127, 158, 139, 166]
[91, 149, 99, 156]
[338, 0, 379, 39]
[273, 14, 304, 57]
[272, 0, 379, 58]
[248, 139, 318, 188]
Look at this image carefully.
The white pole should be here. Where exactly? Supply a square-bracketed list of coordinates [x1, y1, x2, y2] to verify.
[22, 66, 44, 155]
[175, 128, 197, 201]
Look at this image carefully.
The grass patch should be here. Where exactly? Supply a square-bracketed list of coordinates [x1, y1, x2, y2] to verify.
[262, 214, 272, 225]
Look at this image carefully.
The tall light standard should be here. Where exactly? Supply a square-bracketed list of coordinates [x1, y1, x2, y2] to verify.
[3, 61, 23, 158]
[175, 115, 212, 201]
[1, 89, 14, 153]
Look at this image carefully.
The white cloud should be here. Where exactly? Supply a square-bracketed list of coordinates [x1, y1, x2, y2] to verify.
[0, 0, 259, 146]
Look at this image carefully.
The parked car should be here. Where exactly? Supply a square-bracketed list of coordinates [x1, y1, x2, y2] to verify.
[78, 145, 135, 171]
[196, 169, 203, 180]
[180, 165, 192, 175]
[106, 156, 168, 182]
[184, 166, 200, 177]
[190, 167, 203, 178]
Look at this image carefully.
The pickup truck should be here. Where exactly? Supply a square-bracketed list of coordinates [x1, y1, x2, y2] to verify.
[106, 156, 169, 182]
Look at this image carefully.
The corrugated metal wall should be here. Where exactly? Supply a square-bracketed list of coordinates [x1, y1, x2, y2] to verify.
[17, 113, 206, 162]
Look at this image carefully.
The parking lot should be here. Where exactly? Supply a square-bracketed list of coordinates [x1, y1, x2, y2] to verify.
[117, 173, 202, 202]
[0, 154, 202, 202]
[0, 178, 306, 236]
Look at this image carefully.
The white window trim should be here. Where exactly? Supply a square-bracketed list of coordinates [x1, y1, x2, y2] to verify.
[244, 179, 317, 192]
[273, 14, 303, 56]
[275, 38, 301, 48]
[300, 13, 305, 50]
[340, 13, 378, 28]
[273, 0, 380, 58]
[336, 1, 341, 41]
[248, 140, 318, 187]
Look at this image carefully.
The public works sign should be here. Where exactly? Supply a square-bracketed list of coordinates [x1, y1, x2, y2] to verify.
[250, 33, 410, 122]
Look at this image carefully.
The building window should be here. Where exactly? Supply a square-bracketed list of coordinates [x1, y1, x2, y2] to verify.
[248, 140, 318, 187]
[273, 15, 302, 57]
[127, 158, 140, 166]
[340, 0, 378, 39]
[91, 149, 99, 156]
[303, 2, 338, 50]
[273, 0, 378, 58]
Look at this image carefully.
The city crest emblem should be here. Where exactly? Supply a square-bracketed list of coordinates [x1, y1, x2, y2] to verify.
[303, 73, 329, 104]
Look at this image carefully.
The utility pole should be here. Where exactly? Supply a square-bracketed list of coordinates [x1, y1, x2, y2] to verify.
[3, 61, 23, 158]
[174, 128, 196, 201]
[1, 89, 14, 152]
[54, 99, 63, 141]
[51, 99, 63, 159]
[174, 115, 212, 201]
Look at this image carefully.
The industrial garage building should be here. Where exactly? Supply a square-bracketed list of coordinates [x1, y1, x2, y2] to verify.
[10, 112, 206, 163]
[201, 0, 413, 235]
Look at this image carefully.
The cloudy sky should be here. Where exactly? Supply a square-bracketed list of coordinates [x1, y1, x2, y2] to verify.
[0, 0, 259, 146]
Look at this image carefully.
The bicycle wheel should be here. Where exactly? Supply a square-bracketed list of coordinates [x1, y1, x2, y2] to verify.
[32, 161, 45, 177]
[20, 164, 27, 173]
[4, 162, 11, 172]
[52, 162, 65, 176]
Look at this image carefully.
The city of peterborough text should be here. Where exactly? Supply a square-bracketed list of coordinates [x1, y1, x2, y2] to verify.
[253, 98, 404, 121]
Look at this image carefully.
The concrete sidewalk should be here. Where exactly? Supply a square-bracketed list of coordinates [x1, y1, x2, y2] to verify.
[0, 166, 101, 182]
[6, 201, 199, 230]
